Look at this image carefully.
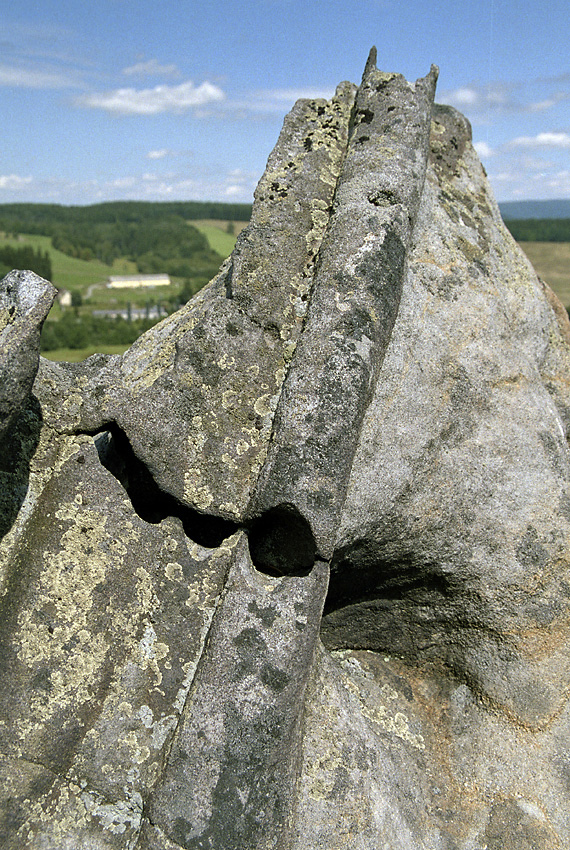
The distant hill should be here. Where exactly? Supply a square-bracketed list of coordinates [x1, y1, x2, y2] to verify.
[499, 199, 570, 220]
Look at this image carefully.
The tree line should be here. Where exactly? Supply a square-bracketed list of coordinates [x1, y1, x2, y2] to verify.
[0, 201, 252, 281]
[0, 244, 52, 280]
[504, 218, 570, 242]
[49, 215, 220, 276]
[0, 200, 252, 233]
[40, 311, 158, 352]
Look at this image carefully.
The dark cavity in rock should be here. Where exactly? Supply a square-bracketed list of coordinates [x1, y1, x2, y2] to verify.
[247, 504, 317, 577]
[94, 424, 237, 547]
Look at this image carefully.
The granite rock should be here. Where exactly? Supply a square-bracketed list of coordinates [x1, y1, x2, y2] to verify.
[0, 269, 55, 442]
[1, 49, 570, 849]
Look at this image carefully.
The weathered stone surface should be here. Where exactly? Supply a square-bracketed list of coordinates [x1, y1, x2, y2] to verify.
[1, 49, 570, 849]
[249, 52, 438, 558]
[0, 269, 55, 442]
[324, 102, 570, 729]
[35, 82, 356, 523]
[145, 538, 328, 850]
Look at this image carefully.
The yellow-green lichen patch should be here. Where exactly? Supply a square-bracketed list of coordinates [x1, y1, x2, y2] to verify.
[16, 500, 118, 723]
[183, 470, 214, 511]
[0, 305, 13, 332]
[18, 779, 143, 844]
[254, 393, 274, 417]
[165, 561, 184, 582]
[305, 737, 344, 802]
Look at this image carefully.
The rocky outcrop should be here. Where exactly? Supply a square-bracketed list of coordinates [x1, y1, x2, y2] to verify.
[0, 269, 55, 441]
[1, 48, 570, 849]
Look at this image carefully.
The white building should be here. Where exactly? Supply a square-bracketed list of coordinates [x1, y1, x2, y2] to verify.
[106, 274, 171, 289]
[57, 288, 72, 307]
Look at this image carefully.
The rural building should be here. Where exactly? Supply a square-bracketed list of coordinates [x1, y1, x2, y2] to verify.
[56, 288, 72, 307]
[106, 274, 171, 289]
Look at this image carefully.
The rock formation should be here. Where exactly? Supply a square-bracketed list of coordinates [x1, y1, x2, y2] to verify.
[2, 48, 570, 848]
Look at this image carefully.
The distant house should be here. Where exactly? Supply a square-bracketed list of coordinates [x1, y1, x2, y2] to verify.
[106, 274, 171, 289]
[57, 288, 72, 307]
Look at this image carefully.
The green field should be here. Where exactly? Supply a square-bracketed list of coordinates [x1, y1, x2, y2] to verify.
[518, 242, 570, 307]
[0, 233, 115, 292]
[1, 220, 245, 301]
[193, 219, 248, 257]
[42, 344, 130, 362]
[0, 232, 221, 322]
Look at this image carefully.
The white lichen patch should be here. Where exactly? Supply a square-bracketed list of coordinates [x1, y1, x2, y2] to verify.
[345, 232, 384, 277]
[334, 290, 352, 313]
[88, 790, 143, 835]
[137, 623, 169, 686]
[16, 779, 143, 844]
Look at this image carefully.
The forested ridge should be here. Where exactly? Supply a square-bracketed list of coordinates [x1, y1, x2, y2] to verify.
[503, 218, 570, 242]
[0, 202, 567, 248]
[0, 201, 252, 278]
[0, 201, 567, 358]
[0, 244, 52, 280]
[0, 200, 252, 230]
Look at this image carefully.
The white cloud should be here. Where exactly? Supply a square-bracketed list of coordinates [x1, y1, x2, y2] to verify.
[441, 82, 518, 115]
[0, 64, 74, 88]
[108, 176, 137, 189]
[473, 141, 494, 158]
[545, 170, 570, 193]
[123, 59, 180, 77]
[224, 185, 243, 197]
[509, 131, 570, 149]
[77, 80, 225, 116]
[528, 91, 569, 112]
[0, 174, 33, 189]
[446, 86, 480, 107]
[147, 149, 171, 160]
[222, 87, 336, 119]
[441, 75, 570, 125]
[264, 87, 335, 103]
[529, 98, 558, 112]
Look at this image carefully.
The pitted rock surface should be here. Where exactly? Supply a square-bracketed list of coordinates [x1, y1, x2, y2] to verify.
[1, 49, 570, 849]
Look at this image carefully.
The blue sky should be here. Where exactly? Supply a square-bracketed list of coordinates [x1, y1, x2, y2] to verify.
[1, 0, 568, 206]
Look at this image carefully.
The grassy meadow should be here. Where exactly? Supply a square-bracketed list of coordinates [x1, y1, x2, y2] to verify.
[11, 219, 247, 361]
[0, 232, 115, 293]
[42, 344, 131, 362]
[518, 242, 570, 307]
[192, 219, 247, 257]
